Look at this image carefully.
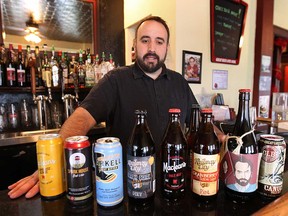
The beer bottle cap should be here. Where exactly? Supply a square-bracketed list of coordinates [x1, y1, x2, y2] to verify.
[169, 108, 181, 113]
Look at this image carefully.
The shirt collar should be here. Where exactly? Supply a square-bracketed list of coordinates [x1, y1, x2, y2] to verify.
[132, 62, 171, 80]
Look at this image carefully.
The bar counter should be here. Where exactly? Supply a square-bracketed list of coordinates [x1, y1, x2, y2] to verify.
[1, 170, 288, 215]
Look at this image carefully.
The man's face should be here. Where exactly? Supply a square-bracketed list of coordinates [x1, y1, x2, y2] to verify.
[134, 20, 169, 73]
[234, 161, 252, 186]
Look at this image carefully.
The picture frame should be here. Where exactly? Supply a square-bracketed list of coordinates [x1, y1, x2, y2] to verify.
[182, 50, 202, 83]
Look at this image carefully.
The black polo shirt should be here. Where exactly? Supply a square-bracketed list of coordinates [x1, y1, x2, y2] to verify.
[81, 63, 197, 154]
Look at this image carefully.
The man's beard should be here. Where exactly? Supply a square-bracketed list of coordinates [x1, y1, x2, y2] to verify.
[236, 178, 249, 186]
[136, 52, 166, 73]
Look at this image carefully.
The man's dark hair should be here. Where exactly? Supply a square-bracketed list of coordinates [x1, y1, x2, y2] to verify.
[233, 156, 253, 171]
[135, 16, 170, 44]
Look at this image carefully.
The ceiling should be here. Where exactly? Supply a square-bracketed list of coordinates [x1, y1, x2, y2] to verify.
[1, 0, 93, 43]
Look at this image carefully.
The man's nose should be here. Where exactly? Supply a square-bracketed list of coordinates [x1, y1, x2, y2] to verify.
[148, 41, 156, 52]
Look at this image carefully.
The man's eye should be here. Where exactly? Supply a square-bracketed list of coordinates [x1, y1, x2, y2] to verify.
[156, 41, 164, 45]
[141, 39, 149, 43]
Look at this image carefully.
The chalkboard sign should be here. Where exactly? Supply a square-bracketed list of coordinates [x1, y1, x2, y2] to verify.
[211, 0, 248, 65]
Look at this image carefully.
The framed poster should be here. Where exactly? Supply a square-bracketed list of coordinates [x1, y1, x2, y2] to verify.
[182, 50, 202, 83]
[210, 0, 248, 65]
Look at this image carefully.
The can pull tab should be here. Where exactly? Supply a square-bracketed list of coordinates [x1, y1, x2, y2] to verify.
[105, 139, 113, 143]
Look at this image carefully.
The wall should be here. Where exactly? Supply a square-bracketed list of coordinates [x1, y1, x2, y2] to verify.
[124, 0, 256, 110]
[274, 0, 288, 30]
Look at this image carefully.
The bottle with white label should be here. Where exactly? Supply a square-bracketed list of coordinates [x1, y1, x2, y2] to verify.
[191, 108, 220, 204]
[127, 110, 156, 206]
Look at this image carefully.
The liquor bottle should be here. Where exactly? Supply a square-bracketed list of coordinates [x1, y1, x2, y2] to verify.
[107, 53, 115, 71]
[161, 108, 187, 201]
[127, 110, 156, 206]
[100, 52, 107, 77]
[191, 108, 220, 204]
[25, 45, 32, 87]
[68, 56, 77, 88]
[6, 44, 17, 87]
[94, 54, 101, 83]
[17, 45, 26, 87]
[60, 52, 69, 89]
[78, 50, 85, 88]
[0, 44, 6, 87]
[185, 104, 200, 181]
[35, 46, 42, 87]
[223, 89, 259, 203]
[84, 52, 94, 87]
[51, 47, 60, 87]
[43, 52, 52, 88]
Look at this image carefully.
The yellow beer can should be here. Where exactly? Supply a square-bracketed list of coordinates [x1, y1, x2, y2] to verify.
[36, 134, 65, 199]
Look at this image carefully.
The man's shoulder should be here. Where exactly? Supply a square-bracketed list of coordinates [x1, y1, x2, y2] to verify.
[166, 68, 187, 81]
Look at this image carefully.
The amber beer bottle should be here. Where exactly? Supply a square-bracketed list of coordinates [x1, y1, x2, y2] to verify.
[161, 108, 187, 201]
[191, 108, 220, 203]
[127, 110, 156, 205]
[224, 89, 259, 202]
[186, 104, 200, 181]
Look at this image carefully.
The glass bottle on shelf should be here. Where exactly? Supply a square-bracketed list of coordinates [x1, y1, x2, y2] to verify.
[161, 108, 187, 201]
[25, 45, 32, 87]
[35, 46, 43, 87]
[68, 56, 77, 88]
[127, 110, 156, 206]
[85, 51, 94, 87]
[51, 47, 60, 87]
[6, 44, 17, 87]
[17, 45, 26, 87]
[222, 89, 260, 203]
[20, 99, 31, 130]
[191, 108, 220, 205]
[0, 44, 6, 87]
[78, 49, 86, 88]
[60, 51, 69, 89]
[43, 51, 52, 88]
[8, 102, 19, 130]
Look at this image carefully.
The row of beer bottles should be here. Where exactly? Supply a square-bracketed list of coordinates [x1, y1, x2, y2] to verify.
[0, 44, 115, 88]
[127, 89, 262, 206]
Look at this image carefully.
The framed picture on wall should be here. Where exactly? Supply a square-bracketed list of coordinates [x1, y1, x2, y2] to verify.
[182, 50, 202, 84]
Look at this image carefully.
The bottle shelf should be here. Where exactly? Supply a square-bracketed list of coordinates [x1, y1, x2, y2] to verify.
[0, 86, 92, 94]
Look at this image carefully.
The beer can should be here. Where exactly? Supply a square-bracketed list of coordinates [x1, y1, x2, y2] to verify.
[64, 136, 93, 204]
[36, 134, 65, 199]
[258, 134, 286, 198]
[94, 137, 123, 207]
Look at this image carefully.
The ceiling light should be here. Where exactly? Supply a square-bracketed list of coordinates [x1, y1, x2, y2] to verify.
[24, 14, 41, 43]
[24, 32, 41, 43]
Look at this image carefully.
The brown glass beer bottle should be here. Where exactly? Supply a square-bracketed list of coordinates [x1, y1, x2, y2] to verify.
[191, 108, 220, 204]
[223, 89, 259, 203]
[161, 108, 187, 201]
[127, 110, 156, 206]
[186, 104, 200, 181]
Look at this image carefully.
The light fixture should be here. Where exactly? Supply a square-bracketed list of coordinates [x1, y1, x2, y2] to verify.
[24, 14, 41, 43]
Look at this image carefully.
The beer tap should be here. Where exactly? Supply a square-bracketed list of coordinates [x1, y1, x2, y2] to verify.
[62, 68, 79, 120]
[30, 56, 51, 130]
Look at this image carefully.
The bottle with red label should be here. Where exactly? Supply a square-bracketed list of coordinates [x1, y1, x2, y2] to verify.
[6, 44, 17, 87]
[161, 108, 187, 201]
[222, 89, 260, 203]
[191, 108, 220, 204]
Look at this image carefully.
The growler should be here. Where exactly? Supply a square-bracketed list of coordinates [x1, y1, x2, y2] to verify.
[186, 104, 200, 181]
[161, 108, 187, 201]
[191, 108, 220, 204]
[223, 89, 259, 203]
[127, 110, 156, 205]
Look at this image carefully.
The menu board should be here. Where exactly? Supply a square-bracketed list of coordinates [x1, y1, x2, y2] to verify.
[210, 0, 248, 65]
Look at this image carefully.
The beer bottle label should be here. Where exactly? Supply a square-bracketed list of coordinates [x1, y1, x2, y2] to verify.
[162, 150, 186, 194]
[221, 151, 261, 193]
[127, 155, 156, 199]
[192, 153, 220, 196]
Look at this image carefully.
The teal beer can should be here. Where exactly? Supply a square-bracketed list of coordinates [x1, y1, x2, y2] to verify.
[94, 137, 123, 207]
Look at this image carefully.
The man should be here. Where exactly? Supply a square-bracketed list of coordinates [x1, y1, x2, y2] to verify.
[8, 16, 199, 199]
[227, 158, 257, 192]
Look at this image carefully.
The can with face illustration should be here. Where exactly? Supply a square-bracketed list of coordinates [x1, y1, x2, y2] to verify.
[36, 134, 65, 200]
[64, 136, 93, 205]
[94, 137, 123, 207]
[258, 134, 286, 198]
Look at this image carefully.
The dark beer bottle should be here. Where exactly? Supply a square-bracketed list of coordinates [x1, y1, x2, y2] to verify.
[185, 104, 200, 181]
[223, 89, 259, 203]
[127, 110, 156, 206]
[161, 108, 187, 201]
[191, 108, 220, 204]
[0, 44, 6, 87]
[17, 45, 26, 87]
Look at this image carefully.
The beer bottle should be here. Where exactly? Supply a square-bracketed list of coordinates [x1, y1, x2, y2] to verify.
[0, 44, 6, 87]
[185, 104, 200, 181]
[191, 108, 220, 204]
[127, 110, 156, 206]
[223, 89, 259, 203]
[161, 108, 187, 201]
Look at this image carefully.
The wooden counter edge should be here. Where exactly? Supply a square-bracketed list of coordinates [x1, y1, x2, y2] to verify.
[252, 192, 288, 216]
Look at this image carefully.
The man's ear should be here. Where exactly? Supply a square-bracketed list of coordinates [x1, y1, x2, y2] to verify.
[133, 38, 136, 51]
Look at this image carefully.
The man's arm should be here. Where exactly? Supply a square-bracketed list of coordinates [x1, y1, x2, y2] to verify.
[8, 107, 96, 199]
